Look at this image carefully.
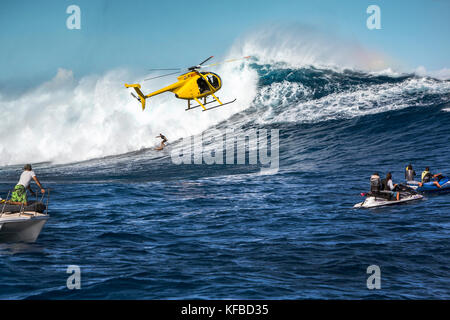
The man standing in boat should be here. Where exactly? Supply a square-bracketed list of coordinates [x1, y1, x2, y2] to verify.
[9, 164, 45, 205]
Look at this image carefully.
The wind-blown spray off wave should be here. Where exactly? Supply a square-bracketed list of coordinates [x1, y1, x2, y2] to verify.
[0, 27, 449, 166]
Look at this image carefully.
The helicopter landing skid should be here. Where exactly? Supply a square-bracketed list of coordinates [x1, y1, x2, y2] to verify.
[185, 99, 236, 111]
[202, 99, 236, 111]
[185, 99, 218, 111]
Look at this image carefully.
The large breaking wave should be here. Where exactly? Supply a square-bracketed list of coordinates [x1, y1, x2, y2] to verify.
[0, 27, 449, 166]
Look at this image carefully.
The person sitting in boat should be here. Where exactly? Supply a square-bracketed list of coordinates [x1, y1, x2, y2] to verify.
[421, 167, 432, 183]
[9, 164, 45, 206]
[368, 173, 392, 200]
[419, 167, 442, 188]
[405, 164, 416, 182]
[385, 172, 400, 201]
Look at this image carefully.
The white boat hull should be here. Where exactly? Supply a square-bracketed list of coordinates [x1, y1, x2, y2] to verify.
[405, 180, 420, 190]
[0, 213, 49, 243]
[354, 194, 424, 208]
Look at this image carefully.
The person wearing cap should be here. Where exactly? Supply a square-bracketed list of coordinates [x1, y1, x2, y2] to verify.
[9, 164, 45, 205]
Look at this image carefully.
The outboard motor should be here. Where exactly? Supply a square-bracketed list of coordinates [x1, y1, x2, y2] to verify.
[405, 169, 415, 181]
[370, 175, 381, 192]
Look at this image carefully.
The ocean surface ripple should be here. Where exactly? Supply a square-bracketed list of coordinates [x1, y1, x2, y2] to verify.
[1, 63, 449, 299]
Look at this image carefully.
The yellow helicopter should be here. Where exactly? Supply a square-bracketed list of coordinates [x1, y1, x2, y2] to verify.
[125, 56, 250, 112]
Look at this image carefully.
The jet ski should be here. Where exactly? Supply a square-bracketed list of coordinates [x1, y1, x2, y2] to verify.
[354, 184, 424, 208]
[407, 176, 450, 193]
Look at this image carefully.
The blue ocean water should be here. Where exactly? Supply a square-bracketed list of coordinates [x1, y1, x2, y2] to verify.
[1, 65, 449, 299]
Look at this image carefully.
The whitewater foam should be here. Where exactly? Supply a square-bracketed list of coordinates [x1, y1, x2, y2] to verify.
[253, 76, 450, 124]
[0, 62, 258, 166]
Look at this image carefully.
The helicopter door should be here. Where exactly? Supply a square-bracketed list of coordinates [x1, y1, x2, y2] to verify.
[197, 77, 210, 94]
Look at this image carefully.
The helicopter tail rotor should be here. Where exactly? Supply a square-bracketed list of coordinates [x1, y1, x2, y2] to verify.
[125, 83, 147, 110]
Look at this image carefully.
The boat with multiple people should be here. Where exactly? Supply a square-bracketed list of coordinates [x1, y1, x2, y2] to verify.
[355, 164, 448, 209]
[354, 185, 424, 208]
[407, 177, 450, 193]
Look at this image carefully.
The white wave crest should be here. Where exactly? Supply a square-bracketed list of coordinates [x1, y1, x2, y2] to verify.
[415, 66, 450, 80]
[254, 77, 450, 124]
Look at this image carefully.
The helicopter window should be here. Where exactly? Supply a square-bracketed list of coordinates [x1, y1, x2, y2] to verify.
[207, 74, 220, 89]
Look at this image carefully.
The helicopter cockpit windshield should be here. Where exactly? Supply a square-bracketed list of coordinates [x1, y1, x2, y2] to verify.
[206, 74, 220, 89]
[197, 73, 221, 94]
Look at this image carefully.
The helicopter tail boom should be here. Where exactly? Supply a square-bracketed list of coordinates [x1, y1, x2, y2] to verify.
[125, 82, 183, 111]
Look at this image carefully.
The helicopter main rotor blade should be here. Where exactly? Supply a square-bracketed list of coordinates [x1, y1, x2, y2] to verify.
[200, 56, 252, 69]
[199, 56, 214, 66]
[147, 68, 181, 71]
[141, 56, 251, 82]
[143, 71, 181, 81]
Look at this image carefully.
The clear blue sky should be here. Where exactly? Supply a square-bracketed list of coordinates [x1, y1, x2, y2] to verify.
[0, 0, 449, 89]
